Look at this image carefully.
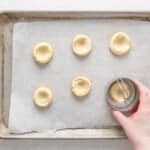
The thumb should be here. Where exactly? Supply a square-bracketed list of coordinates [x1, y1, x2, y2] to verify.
[111, 109, 129, 128]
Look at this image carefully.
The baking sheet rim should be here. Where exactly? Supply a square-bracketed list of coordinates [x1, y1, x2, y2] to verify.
[1, 11, 149, 139]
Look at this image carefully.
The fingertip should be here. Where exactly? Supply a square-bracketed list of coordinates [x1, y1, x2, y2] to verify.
[111, 109, 120, 117]
[133, 80, 148, 91]
[133, 79, 142, 88]
[109, 107, 113, 112]
[111, 109, 128, 126]
[133, 79, 150, 98]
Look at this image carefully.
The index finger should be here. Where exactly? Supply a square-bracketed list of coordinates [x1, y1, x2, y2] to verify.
[133, 79, 150, 106]
[133, 80, 150, 96]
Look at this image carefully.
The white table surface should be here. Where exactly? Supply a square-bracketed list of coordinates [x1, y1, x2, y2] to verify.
[0, 0, 148, 149]
[0, 0, 150, 11]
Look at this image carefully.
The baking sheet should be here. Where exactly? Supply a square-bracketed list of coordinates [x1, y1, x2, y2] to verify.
[8, 19, 150, 133]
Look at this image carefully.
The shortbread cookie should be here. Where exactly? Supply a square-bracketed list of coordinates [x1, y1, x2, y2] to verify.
[33, 42, 53, 64]
[72, 76, 92, 97]
[72, 34, 92, 56]
[33, 87, 53, 107]
[109, 32, 131, 56]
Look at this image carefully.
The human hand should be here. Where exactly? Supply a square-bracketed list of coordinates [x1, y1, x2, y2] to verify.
[111, 80, 150, 150]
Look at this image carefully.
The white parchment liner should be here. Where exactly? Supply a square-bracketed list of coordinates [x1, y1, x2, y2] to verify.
[9, 19, 150, 132]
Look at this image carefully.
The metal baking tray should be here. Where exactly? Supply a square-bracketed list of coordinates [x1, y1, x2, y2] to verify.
[0, 11, 150, 139]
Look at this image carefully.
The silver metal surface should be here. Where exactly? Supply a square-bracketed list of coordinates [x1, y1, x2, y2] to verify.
[0, 11, 150, 139]
[107, 78, 139, 113]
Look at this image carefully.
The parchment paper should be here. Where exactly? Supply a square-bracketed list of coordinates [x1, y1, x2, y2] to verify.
[8, 19, 150, 133]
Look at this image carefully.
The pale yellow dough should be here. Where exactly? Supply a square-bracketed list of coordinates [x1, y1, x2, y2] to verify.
[72, 34, 92, 56]
[71, 76, 92, 97]
[33, 42, 54, 64]
[33, 87, 53, 108]
[110, 82, 131, 103]
[109, 32, 131, 56]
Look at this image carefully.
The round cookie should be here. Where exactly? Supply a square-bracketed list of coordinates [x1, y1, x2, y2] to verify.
[72, 34, 92, 56]
[33, 42, 54, 64]
[33, 87, 53, 108]
[71, 76, 92, 97]
[109, 32, 131, 56]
